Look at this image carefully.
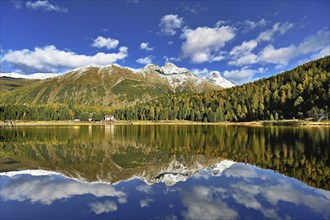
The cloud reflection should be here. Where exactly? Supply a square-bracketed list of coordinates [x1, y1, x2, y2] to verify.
[1, 175, 127, 205]
[89, 200, 118, 214]
[181, 185, 238, 219]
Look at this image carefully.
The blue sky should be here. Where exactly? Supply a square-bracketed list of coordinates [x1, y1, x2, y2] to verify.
[0, 0, 329, 84]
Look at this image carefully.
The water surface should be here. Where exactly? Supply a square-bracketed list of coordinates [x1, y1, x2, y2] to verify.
[1, 125, 329, 219]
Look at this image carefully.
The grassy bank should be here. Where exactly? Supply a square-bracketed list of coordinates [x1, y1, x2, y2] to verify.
[1, 119, 329, 127]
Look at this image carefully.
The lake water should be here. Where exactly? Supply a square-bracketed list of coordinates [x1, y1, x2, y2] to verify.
[0, 125, 329, 219]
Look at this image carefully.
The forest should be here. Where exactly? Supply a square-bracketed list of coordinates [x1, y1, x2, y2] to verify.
[114, 56, 330, 122]
[0, 56, 329, 122]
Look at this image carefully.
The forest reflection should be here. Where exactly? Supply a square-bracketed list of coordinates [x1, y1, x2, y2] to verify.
[1, 125, 329, 190]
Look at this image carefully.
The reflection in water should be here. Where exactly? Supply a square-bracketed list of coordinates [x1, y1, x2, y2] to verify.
[1, 162, 329, 220]
[1, 125, 329, 190]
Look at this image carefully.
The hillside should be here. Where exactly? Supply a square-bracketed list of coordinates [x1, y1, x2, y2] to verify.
[0, 77, 39, 93]
[114, 56, 330, 121]
[0, 63, 223, 107]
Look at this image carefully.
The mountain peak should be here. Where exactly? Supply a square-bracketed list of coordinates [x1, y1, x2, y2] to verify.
[203, 71, 235, 88]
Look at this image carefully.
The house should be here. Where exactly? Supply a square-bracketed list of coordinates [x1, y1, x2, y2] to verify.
[104, 115, 115, 121]
[88, 113, 93, 122]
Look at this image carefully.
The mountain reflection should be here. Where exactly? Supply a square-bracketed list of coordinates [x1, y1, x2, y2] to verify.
[0, 125, 329, 190]
[1, 162, 329, 220]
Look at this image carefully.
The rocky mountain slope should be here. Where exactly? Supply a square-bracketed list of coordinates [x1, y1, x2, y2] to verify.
[0, 63, 227, 107]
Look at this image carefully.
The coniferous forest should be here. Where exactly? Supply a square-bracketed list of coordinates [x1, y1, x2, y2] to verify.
[113, 56, 330, 122]
[0, 56, 329, 122]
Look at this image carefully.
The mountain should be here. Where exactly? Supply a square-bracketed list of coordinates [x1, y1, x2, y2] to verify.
[0, 160, 236, 186]
[114, 56, 330, 121]
[202, 72, 235, 88]
[0, 63, 223, 107]
[0, 72, 60, 80]
[0, 76, 39, 93]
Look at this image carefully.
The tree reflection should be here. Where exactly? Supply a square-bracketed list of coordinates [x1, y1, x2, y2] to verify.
[1, 125, 329, 190]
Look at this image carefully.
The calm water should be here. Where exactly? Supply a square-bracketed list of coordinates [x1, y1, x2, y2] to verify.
[0, 125, 329, 219]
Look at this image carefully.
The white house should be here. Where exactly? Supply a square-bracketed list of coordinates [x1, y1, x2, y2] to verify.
[104, 115, 115, 121]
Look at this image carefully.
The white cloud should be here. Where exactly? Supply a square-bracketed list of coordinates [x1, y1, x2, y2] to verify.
[136, 56, 152, 65]
[215, 20, 230, 27]
[229, 28, 329, 67]
[223, 67, 259, 84]
[89, 200, 118, 215]
[310, 46, 330, 59]
[92, 36, 119, 50]
[258, 30, 330, 66]
[241, 18, 268, 32]
[183, 3, 206, 14]
[257, 22, 294, 41]
[191, 68, 210, 77]
[1, 45, 128, 72]
[228, 53, 258, 66]
[230, 40, 257, 58]
[139, 198, 154, 208]
[136, 55, 153, 65]
[259, 44, 296, 65]
[159, 14, 183, 36]
[140, 42, 154, 51]
[181, 25, 235, 63]
[163, 56, 181, 63]
[1, 175, 127, 205]
[212, 55, 225, 62]
[297, 29, 330, 54]
[26, 0, 68, 13]
[228, 22, 294, 66]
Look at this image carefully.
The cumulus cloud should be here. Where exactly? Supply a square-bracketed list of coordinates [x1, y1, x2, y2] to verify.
[92, 36, 119, 50]
[259, 30, 330, 66]
[222, 67, 265, 84]
[140, 42, 154, 51]
[257, 22, 294, 42]
[228, 53, 258, 66]
[310, 46, 330, 60]
[183, 3, 206, 14]
[241, 18, 268, 32]
[259, 44, 296, 65]
[230, 40, 258, 58]
[163, 56, 181, 63]
[1, 45, 128, 72]
[229, 28, 329, 67]
[159, 14, 183, 36]
[191, 68, 209, 76]
[136, 55, 153, 65]
[26, 0, 68, 13]
[89, 200, 118, 214]
[228, 22, 294, 66]
[181, 25, 235, 63]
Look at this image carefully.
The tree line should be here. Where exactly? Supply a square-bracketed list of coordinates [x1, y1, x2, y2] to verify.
[0, 56, 329, 122]
[0, 104, 112, 121]
[113, 56, 330, 122]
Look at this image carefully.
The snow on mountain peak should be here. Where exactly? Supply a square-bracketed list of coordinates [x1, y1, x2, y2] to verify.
[139, 159, 236, 186]
[203, 72, 235, 88]
[162, 62, 191, 75]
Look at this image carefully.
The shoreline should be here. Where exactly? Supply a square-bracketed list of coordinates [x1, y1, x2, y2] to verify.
[1, 120, 329, 127]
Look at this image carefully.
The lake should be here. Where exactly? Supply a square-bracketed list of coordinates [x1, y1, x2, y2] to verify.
[0, 125, 329, 219]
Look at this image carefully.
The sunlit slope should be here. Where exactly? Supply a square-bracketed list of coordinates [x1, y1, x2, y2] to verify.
[0, 64, 222, 107]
